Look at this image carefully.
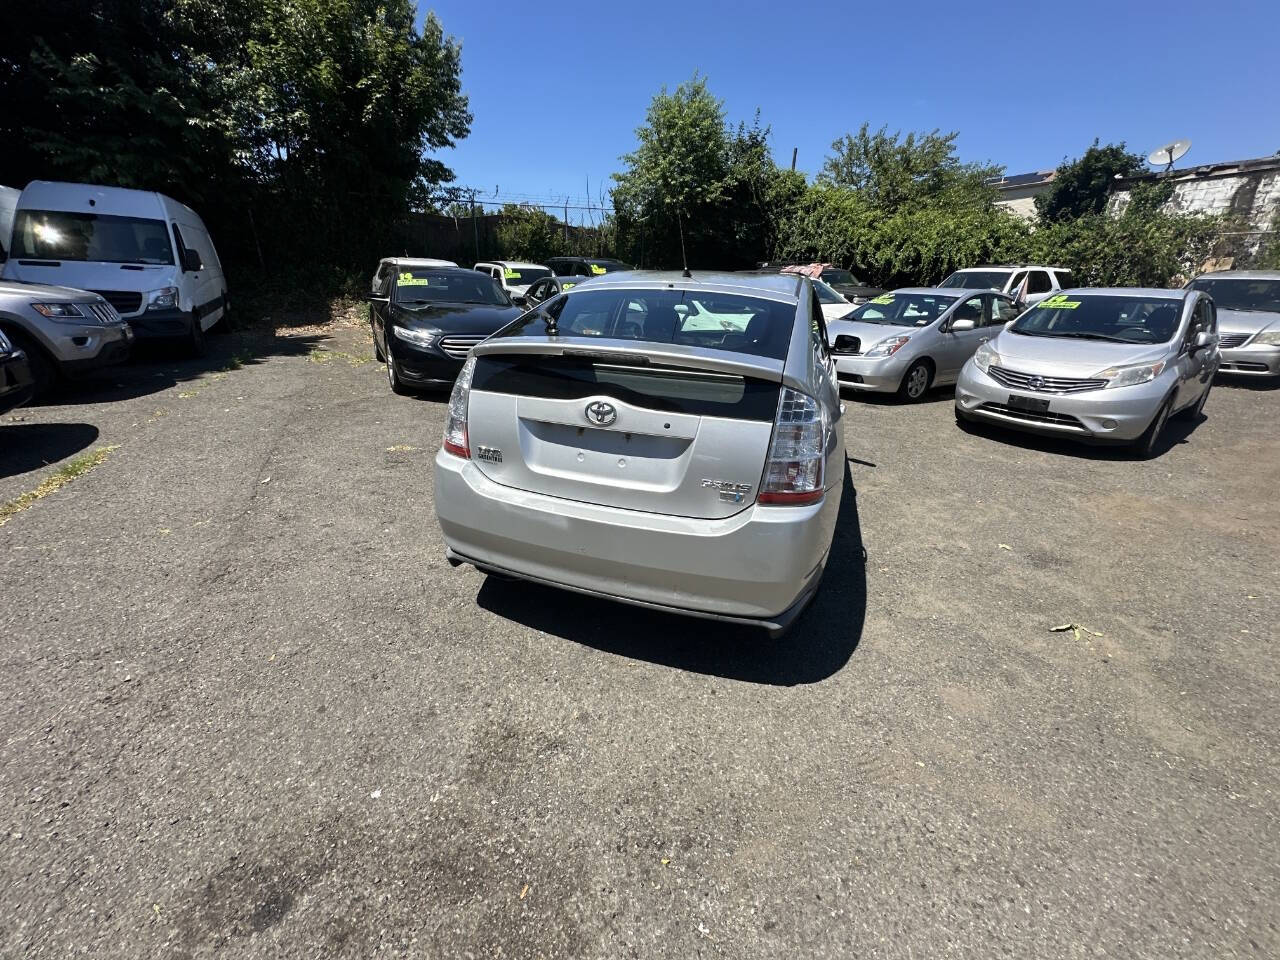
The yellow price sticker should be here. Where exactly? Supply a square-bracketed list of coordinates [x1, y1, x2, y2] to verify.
[590, 264, 607, 275]
[398, 277, 429, 286]
[560, 282, 576, 290]
[504, 268, 520, 279]
[1040, 294, 1081, 309]
[869, 294, 895, 305]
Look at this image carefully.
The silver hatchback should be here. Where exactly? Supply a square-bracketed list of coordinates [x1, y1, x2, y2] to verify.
[955, 289, 1218, 457]
[1185, 270, 1280, 379]
[827, 288, 1021, 400]
[433, 272, 846, 636]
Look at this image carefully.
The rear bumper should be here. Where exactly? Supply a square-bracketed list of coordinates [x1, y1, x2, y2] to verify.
[955, 363, 1166, 442]
[433, 449, 838, 629]
[1217, 344, 1280, 377]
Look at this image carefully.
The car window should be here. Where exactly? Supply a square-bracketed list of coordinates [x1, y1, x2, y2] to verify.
[1006, 271, 1026, 295]
[810, 289, 829, 357]
[1028, 271, 1053, 294]
[953, 296, 984, 324]
[1184, 299, 1212, 350]
[1054, 270, 1074, 289]
[991, 297, 1021, 324]
[373, 264, 392, 297]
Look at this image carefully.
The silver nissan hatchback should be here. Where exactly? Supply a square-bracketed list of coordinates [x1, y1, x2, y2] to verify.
[433, 272, 845, 636]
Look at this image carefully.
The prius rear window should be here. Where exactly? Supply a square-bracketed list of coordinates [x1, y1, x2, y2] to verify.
[496, 289, 796, 360]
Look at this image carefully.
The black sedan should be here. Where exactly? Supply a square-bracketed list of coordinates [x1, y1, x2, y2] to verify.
[0, 329, 35, 416]
[369, 266, 523, 395]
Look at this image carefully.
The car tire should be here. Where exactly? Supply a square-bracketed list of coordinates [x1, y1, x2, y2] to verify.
[187, 311, 208, 358]
[1133, 396, 1173, 459]
[5, 329, 58, 402]
[386, 352, 410, 396]
[898, 360, 932, 402]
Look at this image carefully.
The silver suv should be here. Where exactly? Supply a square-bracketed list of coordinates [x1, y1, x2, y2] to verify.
[0, 280, 132, 398]
[433, 272, 845, 636]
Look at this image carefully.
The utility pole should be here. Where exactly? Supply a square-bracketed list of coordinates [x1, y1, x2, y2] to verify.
[791, 147, 798, 171]
[470, 189, 479, 261]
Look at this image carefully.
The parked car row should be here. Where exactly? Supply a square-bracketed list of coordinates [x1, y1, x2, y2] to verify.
[0, 179, 228, 407]
[404, 265, 1280, 639]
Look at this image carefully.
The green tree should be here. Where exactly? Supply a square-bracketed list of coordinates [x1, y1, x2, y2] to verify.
[1034, 140, 1145, 223]
[494, 204, 568, 263]
[819, 124, 1000, 210]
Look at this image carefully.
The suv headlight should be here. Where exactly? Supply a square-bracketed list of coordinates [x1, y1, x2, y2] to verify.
[31, 302, 84, 322]
[1253, 330, 1280, 346]
[146, 287, 180, 311]
[392, 324, 440, 348]
[973, 341, 1000, 372]
[864, 335, 911, 357]
[1098, 359, 1166, 388]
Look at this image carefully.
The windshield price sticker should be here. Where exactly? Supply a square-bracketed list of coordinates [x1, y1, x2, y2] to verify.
[504, 268, 520, 279]
[561, 282, 576, 290]
[1041, 294, 1081, 309]
[869, 294, 895, 305]
[590, 264, 607, 275]
[399, 274, 429, 286]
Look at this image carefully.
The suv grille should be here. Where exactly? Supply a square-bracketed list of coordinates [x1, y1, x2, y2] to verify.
[87, 303, 120, 324]
[988, 365, 1108, 394]
[440, 334, 487, 359]
[91, 290, 143, 314]
[1217, 333, 1249, 349]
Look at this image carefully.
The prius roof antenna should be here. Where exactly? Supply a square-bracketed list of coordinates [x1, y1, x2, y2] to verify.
[677, 210, 691, 278]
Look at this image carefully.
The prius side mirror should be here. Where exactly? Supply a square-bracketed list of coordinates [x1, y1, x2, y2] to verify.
[949, 318, 976, 332]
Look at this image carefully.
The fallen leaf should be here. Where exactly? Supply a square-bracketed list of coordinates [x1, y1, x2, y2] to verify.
[370, 788, 382, 799]
[998, 544, 1012, 551]
[519, 884, 529, 900]
[660, 858, 670, 866]
[260, 477, 271, 484]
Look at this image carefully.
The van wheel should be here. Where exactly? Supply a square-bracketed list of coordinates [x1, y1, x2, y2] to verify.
[187, 311, 208, 358]
[6, 329, 58, 401]
[898, 360, 932, 402]
[1133, 397, 1173, 459]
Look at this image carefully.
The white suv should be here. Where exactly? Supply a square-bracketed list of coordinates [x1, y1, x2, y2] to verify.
[472, 261, 553, 303]
[940, 265, 1073, 306]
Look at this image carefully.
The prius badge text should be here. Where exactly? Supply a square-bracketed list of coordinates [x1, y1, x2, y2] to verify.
[702, 478, 753, 503]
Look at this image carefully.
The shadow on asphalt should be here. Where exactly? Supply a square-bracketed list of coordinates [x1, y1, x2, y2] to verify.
[956, 406, 1208, 461]
[26, 327, 327, 408]
[474, 466, 866, 686]
[0, 422, 101, 480]
[1214, 373, 1280, 392]
[840, 386, 954, 406]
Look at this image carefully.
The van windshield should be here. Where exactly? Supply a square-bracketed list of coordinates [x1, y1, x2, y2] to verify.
[12, 211, 174, 265]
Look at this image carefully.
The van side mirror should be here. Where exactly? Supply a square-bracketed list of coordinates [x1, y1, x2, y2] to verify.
[831, 334, 859, 354]
[949, 318, 976, 332]
[183, 248, 203, 272]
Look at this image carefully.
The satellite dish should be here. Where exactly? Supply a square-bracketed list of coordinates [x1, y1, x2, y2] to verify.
[1147, 139, 1191, 171]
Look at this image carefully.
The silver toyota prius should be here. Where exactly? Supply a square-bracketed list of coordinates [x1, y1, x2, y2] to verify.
[433, 272, 846, 636]
[1185, 270, 1280, 379]
[826, 287, 1021, 400]
[955, 289, 1219, 457]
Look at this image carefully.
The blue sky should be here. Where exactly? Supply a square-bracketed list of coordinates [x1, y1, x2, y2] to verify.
[425, 0, 1278, 223]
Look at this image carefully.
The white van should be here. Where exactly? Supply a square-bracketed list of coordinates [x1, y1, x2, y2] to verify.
[2, 181, 228, 352]
[0, 185, 19, 261]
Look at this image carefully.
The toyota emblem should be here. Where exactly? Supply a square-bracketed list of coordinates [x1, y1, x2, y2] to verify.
[585, 401, 617, 426]
[1028, 376, 1045, 391]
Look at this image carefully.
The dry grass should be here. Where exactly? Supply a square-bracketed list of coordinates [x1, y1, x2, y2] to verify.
[0, 445, 119, 527]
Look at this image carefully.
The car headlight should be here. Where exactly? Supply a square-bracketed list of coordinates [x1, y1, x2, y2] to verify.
[864, 335, 911, 357]
[31, 302, 84, 321]
[392, 324, 440, 348]
[1098, 359, 1166, 388]
[973, 341, 1000, 372]
[146, 287, 180, 311]
[1253, 330, 1280, 346]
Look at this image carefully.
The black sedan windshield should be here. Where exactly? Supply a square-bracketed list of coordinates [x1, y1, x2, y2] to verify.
[1011, 294, 1183, 344]
[940, 270, 1011, 290]
[1188, 278, 1280, 313]
[848, 293, 956, 326]
[395, 270, 508, 304]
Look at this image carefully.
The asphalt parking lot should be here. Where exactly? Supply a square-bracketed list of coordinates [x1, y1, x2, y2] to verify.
[2, 319, 1278, 959]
